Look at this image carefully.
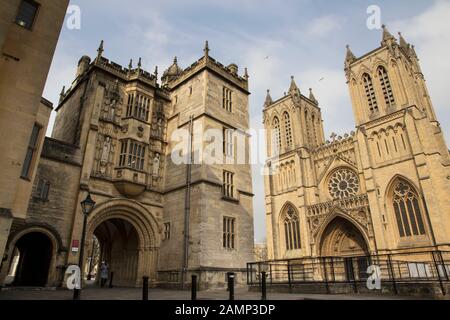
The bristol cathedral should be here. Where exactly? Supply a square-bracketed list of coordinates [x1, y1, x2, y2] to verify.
[263, 26, 450, 264]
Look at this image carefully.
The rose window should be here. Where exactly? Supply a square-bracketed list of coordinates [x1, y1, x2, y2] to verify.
[328, 169, 359, 199]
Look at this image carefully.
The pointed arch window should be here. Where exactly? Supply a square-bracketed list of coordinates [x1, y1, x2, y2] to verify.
[378, 66, 395, 109]
[392, 179, 426, 238]
[363, 73, 378, 114]
[283, 112, 293, 149]
[272, 117, 281, 155]
[284, 206, 301, 251]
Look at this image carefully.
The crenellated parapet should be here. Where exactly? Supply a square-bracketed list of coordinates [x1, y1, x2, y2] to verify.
[162, 41, 249, 92]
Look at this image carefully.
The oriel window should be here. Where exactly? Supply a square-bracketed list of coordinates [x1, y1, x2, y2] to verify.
[126, 92, 150, 122]
[119, 140, 146, 171]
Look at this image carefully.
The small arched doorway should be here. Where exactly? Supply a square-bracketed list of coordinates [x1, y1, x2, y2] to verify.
[9, 232, 53, 287]
[88, 218, 140, 287]
[319, 217, 370, 281]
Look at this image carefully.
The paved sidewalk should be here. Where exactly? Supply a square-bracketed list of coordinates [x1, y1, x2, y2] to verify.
[0, 287, 427, 300]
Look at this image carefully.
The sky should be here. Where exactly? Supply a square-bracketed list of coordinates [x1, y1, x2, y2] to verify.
[44, 0, 450, 243]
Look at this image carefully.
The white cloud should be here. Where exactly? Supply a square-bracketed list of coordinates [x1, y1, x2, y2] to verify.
[390, 0, 450, 142]
[299, 68, 353, 137]
[306, 15, 346, 38]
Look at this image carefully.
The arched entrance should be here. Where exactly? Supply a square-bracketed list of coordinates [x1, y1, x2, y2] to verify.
[320, 217, 369, 257]
[84, 199, 160, 287]
[319, 217, 370, 281]
[8, 232, 53, 287]
[89, 218, 140, 287]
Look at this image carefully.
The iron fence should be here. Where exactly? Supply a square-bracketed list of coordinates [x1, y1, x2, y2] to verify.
[247, 251, 450, 294]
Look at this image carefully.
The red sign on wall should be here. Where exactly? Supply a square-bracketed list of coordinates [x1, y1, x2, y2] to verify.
[72, 240, 80, 253]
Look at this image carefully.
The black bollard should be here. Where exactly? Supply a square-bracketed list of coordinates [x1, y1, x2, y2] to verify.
[109, 272, 114, 288]
[191, 275, 197, 301]
[73, 288, 81, 300]
[228, 273, 235, 301]
[261, 271, 267, 301]
[142, 276, 149, 301]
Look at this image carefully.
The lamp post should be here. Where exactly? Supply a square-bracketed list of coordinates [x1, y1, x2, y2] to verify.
[73, 192, 96, 300]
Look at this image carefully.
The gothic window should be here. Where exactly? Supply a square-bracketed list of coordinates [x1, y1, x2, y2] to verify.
[328, 169, 360, 200]
[272, 117, 281, 155]
[363, 73, 378, 114]
[378, 66, 395, 108]
[119, 140, 146, 171]
[305, 109, 312, 146]
[164, 222, 171, 240]
[35, 178, 50, 202]
[223, 87, 233, 112]
[284, 112, 293, 149]
[311, 114, 317, 146]
[284, 206, 301, 251]
[392, 179, 426, 238]
[223, 217, 236, 249]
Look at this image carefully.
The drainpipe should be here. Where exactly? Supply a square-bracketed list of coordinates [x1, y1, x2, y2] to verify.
[181, 115, 194, 289]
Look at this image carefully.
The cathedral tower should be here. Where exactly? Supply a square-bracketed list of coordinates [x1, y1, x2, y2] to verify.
[345, 26, 450, 252]
[264, 26, 450, 264]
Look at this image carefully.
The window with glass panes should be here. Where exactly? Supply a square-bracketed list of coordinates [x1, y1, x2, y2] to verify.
[223, 171, 234, 198]
[223, 128, 234, 158]
[126, 92, 150, 121]
[164, 223, 171, 240]
[222, 87, 233, 112]
[36, 178, 50, 201]
[15, 0, 39, 30]
[223, 217, 236, 249]
[119, 140, 146, 171]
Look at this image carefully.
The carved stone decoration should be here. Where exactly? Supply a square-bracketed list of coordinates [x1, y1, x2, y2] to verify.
[103, 80, 122, 122]
[306, 194, 371, 245]
[153, 153, 161, 178]
[137, 125, 144, 138]
[328, 169, 360, 200]
[100, 136, 112, 175]
[156, 118, 163, 138]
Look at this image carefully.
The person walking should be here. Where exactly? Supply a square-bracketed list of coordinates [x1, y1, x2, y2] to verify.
[100, 261, 109, 288]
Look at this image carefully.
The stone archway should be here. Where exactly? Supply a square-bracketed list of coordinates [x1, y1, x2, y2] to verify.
[92, 218, 140, 287]
[6, 232, 53, 287]
[85, 199, 160, 287]
[1, 226, 61, 287]
[319, 216, 369, 257]
[318, 217, 370, 281]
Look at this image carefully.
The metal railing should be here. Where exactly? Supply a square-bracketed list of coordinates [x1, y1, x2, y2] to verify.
[247, 251, 450, 294]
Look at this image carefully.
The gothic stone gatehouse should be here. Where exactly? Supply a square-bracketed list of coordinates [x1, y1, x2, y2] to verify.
[263, 27, 450, 266]
[0, 42, 254, 289]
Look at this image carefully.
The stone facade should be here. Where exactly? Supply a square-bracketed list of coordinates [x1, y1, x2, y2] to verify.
[0, 0, 69, 272]
[264, 26, 450, 261]
[0, 41, 254, 289]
